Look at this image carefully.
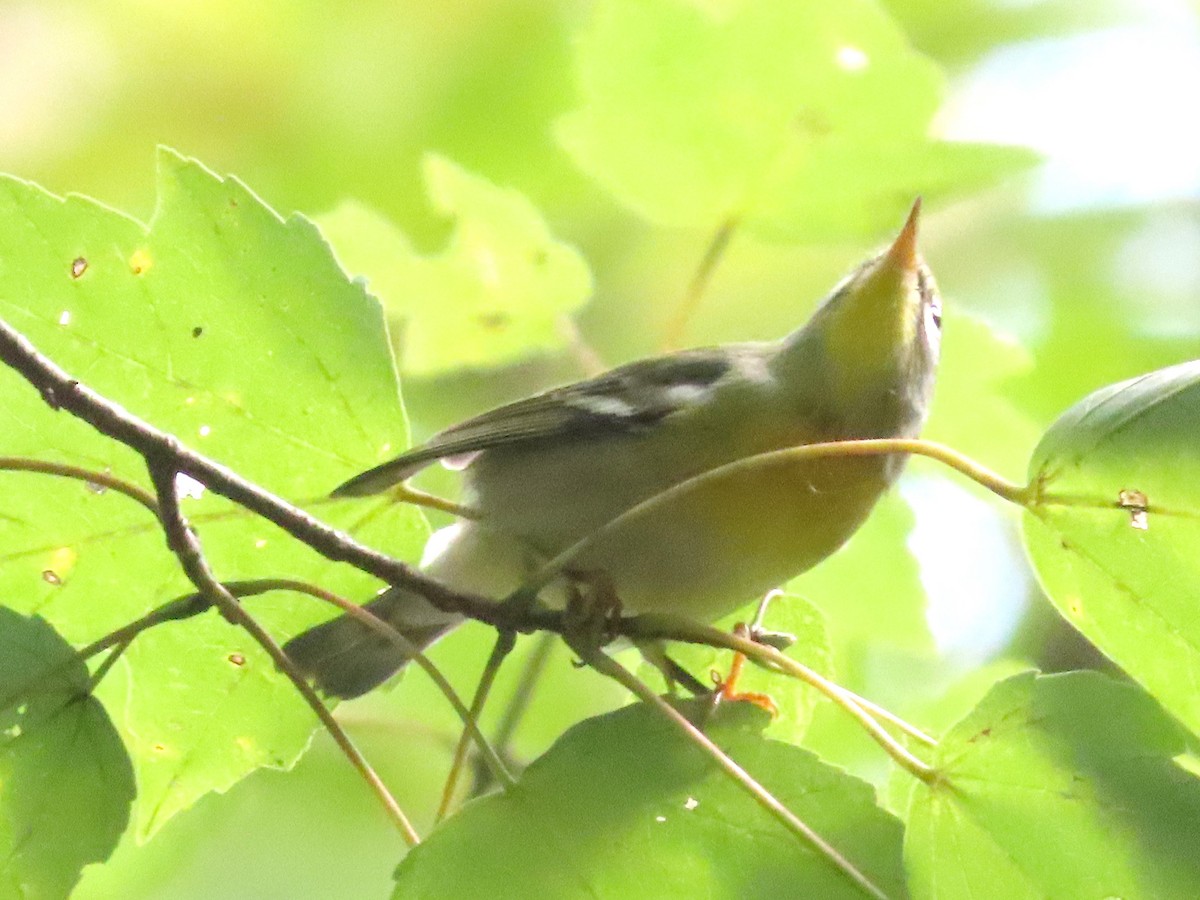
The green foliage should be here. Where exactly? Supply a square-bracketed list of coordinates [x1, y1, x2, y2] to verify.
[559, 0, 1035, 241]
[0, 0, 1196, 896]
[903, 671, 1200, 898]
[0, 609, 134, 898]
[1023, 361, 1200, 739]
[0, 150, 427, 839]
[394, 700, 907, 899]
[317, 155, 592, 376]
[797, 492, 932, 654]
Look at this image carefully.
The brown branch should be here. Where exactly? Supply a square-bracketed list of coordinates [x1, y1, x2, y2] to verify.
[0, 315, 554, 634]
[143, 459, 421, 846]
[1, 314, 933, 786]
[0, 457, 159, 514]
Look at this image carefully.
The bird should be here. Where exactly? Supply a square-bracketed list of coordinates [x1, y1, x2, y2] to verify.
[284, 201, 941, 699]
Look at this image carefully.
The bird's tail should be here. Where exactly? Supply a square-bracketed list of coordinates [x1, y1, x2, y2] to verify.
[284, 587, 463, 699]
[283, 522, 532, 699]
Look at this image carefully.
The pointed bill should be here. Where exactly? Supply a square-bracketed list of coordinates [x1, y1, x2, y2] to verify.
[884, 198, 921, 272]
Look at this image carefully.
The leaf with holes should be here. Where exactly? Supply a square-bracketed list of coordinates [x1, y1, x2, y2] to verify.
[0, 149, 427, 837]
[1022, 361, 1200, 739]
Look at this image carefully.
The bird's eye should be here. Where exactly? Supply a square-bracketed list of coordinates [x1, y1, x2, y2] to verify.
[928, 297, 942, 329]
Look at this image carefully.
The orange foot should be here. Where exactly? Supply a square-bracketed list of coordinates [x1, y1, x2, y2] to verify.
[712, 622, 778, 717]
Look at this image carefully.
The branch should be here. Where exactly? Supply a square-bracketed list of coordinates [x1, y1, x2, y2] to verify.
[522, 437, 1029, 597]
[622, 613, 936, 781]
[0, 456, 158, 514]
[144, 459, 421, 846]
[1, 314, 936, 778]
[437, 629, 517, 822]
[0, 315, 550, 633]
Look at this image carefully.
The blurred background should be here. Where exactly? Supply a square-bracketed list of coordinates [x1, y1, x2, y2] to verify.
[2, 0, 1196, 896]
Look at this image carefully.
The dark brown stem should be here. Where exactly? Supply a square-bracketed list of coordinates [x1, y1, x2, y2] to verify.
[0, 315, 554, 633]
[144, 460, 421, 846]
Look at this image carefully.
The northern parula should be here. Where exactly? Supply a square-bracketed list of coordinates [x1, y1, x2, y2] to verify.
[285, 201, 941, 698]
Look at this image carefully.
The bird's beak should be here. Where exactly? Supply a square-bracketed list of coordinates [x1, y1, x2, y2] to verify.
[884, 198, 922, 273]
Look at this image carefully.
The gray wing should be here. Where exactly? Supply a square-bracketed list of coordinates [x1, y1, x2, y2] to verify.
[332, 346, 754, 497]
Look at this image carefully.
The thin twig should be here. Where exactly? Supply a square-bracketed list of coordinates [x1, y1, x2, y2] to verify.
[837, 688, 936, 748]
[74, 576, 513, 789]
[436, 630, 517, 822]
[557, 315, 608, 377]
[575, 642, 887, 900]
[86, 641, 132, 693]
[467, 633, 558, 799]
[144, 460, 421, 846]
[523, 437, 1030, 597]
[227, 580, 513, 789]
[0, 456, 158, 514]
[77, 595, 214, 661]
[661, 216, 741, 351]
[391, 483, 482, 520]
[624, 614, 937, 781]
[0, 315, 541, 632]
[488, 634, 556, 758]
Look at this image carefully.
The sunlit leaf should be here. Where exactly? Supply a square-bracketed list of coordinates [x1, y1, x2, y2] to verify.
[885, 0, 1130, 66]
[0, 149, 426, 836]
[1022, 361, 1200, 738]
[558, 0, 1035, 242]
[903, 671, 1200, 898]
[0, 609, 135, 896]
[317, 155, 592, 377]
[394, 699, 906, 898]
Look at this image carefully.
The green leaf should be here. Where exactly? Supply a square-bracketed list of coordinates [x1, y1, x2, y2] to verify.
[0, 609, 135, 896]
[903, 671, 1200, 899]
[1022, 361, 1200, 738]
[0, 149, 427, 837]
[394, 699, 906, 899]
[885, 0, 1130, 67]
[558, 0, 1035, 242]
[316, 154, 592, 376]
